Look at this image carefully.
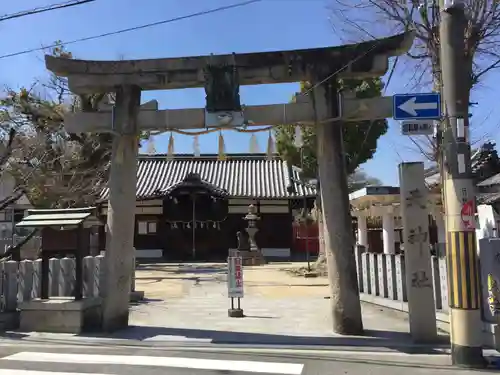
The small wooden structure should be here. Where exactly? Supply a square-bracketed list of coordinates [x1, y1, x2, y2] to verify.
[16, 207, 103, 300]
[162, 172, 229, 260]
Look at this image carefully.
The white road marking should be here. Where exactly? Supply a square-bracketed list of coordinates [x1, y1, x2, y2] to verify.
[0, 340, 452, 356]
[2, 352, 304, 374]
[143, 335, 212, 343]
[0, 341, 452, 355]
[0, 371, 109, 375]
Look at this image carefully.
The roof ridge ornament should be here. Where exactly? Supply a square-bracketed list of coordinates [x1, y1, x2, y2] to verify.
[184, 172, 202, 183]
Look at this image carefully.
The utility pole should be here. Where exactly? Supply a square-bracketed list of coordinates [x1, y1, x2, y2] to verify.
[440, 0, 486, 368]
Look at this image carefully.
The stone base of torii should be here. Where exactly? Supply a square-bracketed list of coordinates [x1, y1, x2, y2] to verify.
[43, 32, 414, 334]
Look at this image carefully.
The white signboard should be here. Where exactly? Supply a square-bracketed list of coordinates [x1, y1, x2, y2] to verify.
[479, 238, 500, 323]
[227, 255, 244, 298]
[205, 111, 245, 128]
[401, 120, 435, 136]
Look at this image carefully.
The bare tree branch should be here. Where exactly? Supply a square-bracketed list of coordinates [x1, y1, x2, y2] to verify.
[0, 229, 39, 262]
[330, 0, 500, 162]
[0, 43, 114, 209]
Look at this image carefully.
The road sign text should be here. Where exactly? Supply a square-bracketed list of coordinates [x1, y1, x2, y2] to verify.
[228, 255, 244, 298]
[401, 120, 435, 136]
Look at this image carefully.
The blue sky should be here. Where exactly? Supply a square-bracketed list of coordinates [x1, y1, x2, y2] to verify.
[2, 0, 500, 185]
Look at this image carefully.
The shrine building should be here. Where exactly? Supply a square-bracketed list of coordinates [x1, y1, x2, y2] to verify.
[97, 153, 316, 261]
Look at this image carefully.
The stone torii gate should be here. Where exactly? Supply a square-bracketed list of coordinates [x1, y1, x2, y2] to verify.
[45, 31, 414, 333]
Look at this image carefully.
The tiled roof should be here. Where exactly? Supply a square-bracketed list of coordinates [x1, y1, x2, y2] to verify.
[159, 172, 229, 197]
[477, 172, 500, 187]
[99, 154, 316, 200]
[425, 143, 496, 187]
[478, 192, 500, 205]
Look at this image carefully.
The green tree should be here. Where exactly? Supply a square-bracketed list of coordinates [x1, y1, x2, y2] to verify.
[278, 78, 386, 273]
[274, 78, 388, 178]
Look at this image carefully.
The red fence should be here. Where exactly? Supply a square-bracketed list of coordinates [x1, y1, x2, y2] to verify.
[292, 222, 320, 254]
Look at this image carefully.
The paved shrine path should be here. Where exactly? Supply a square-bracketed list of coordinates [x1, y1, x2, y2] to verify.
[127, 262, 449, 347]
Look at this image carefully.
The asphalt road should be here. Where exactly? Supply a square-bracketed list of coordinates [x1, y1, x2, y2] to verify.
[0, 342, 495, 375]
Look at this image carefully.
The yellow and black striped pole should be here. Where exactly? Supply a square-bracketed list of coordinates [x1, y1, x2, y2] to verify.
[440, 1, 486, 368]
[446, 231, 480, 311]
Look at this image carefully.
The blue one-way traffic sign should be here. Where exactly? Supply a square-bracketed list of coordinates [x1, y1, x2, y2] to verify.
[393, 93, 441, 120]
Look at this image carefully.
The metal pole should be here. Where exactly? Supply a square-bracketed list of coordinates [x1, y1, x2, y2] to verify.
[10, 207, 14, 247]
[74, 224, 83, 300]
[130, 249, 136, 293]
[192, 195, 196, 260]
[300, 148, 311, 271]
[305, 219, 310, 271]
[440, 1, 485, 368]
[192, 194, 196, 260]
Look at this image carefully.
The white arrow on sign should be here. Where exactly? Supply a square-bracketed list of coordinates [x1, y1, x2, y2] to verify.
[398, 96, 438, 116]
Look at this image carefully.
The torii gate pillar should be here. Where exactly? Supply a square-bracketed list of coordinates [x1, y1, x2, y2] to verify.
[314, 81, 363, 334]
[102, 86, 141, 331]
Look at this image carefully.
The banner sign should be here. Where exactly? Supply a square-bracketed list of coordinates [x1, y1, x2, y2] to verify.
[227, 255, 243, 298]
[460, 200, 475, 231]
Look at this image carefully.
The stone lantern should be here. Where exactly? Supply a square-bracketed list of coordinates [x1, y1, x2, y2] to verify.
[244, 205, 259, 252]
[241, 204, 265, 265]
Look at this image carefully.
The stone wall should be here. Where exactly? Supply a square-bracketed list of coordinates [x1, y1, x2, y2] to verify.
[0, 255, 105, 313]
[0, 248, 489, 329]
[0, 250, 456, 317]
[354, 246, 450, 313]
[354, 245, 500, 349]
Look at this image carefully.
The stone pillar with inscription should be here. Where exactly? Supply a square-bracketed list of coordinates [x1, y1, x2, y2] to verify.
[399, 162, 438, 343]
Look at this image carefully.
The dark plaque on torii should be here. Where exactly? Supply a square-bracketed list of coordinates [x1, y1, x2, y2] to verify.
[204, 64, 242, 113]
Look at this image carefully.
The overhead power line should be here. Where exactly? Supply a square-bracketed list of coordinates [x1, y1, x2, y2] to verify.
[0, 0, 262, 60]
[0, 0, 96, 22]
